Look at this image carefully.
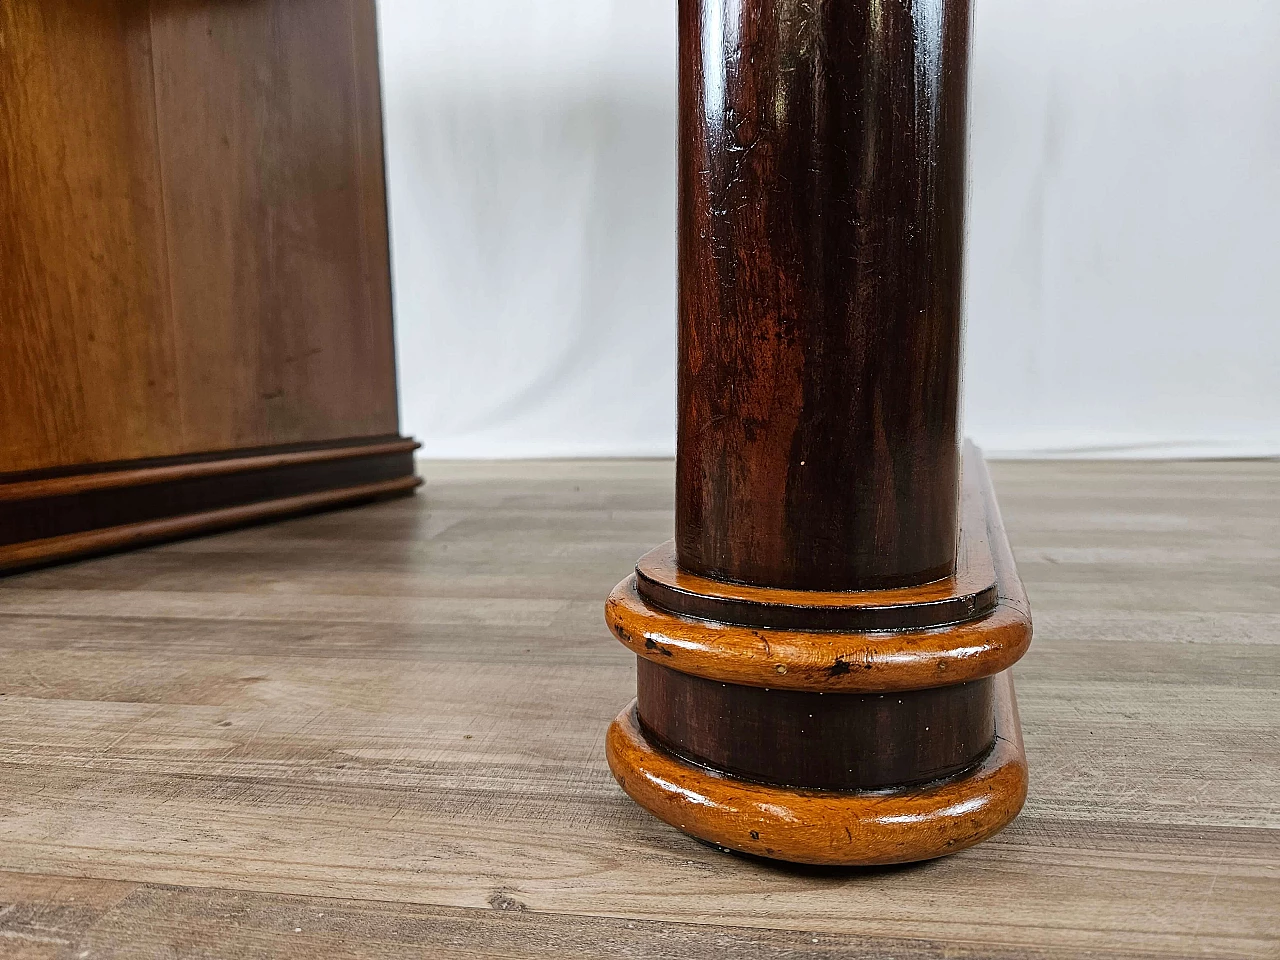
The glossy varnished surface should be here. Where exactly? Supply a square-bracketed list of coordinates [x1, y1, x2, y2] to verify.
[610, 449, 1030, 692]
[614, 670, 1021, 865]
[609, 574, 1030, 693]
[637, 536, 994, 630]
[638, 442, 998, 631]
[637, 662, 994, 791]
[676, 0, 973, 590]
[621, 447, 1019, 811]
[0, 460, 1275, 955]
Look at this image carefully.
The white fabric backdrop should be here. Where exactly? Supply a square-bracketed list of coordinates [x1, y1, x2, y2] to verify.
[378, 0, 1280, 459]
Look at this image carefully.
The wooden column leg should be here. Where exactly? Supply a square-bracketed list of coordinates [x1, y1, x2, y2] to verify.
[605, 0, 1032, 866]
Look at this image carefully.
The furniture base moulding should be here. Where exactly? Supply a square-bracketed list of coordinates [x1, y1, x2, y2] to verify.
[606, 669, 1027, 867]
[604, 447, 1033, 866]
[0, 436, 420, 574]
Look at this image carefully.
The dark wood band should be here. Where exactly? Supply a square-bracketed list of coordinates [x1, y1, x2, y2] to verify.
[637, 659, 994, 791]
[636, 545, 994, 632]
[636, 446, 998, 631]
[0, 437, 420, 500]
[0, 436, 419, 573]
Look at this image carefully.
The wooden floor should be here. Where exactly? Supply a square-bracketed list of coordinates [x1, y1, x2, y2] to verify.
[0, 459, 1276, 959]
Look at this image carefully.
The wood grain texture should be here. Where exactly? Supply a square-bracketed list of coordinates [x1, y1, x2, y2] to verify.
[636, 662, 996, 792]
[0, 871, 1218, 960]
[148, 0, 398, 450]
[636, 443, 996, 630]
[0, 0, 180, 473]
[0, 0, 398, 475]
[0, 459, 1275, 957]
[611, 444, 1030, 693]
[676, 0, 972, 590]
[612, 669, 1023, 865]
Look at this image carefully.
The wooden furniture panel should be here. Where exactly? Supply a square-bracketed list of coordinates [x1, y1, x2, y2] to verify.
[150, 0, 399, 451]
[1, 0, 415, 571]
[0, 0, 180, 472]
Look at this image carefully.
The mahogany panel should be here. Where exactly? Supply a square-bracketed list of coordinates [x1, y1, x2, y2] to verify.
[675, 0, 973, 591]
[1, 0, 411, 569]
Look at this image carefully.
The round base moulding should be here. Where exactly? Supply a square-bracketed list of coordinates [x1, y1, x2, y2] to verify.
[606, 670, 1027, 867]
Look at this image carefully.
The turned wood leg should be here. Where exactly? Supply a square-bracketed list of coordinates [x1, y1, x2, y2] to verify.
[605, 0, 1031, 865]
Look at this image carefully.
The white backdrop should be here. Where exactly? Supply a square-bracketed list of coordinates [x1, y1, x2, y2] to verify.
[379, 0, 1280, 459]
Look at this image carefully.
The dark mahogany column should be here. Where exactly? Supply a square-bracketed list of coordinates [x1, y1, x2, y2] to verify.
[676, 0, 971, 591]
[604, 0, 1031, 867]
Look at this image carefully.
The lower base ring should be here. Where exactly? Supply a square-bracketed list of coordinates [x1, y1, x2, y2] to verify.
[606, 669, 1027, 866]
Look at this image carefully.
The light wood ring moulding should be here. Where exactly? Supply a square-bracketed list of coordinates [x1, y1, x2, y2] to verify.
[607, 452, 1031, 694]
[606, 669, 1028, 866]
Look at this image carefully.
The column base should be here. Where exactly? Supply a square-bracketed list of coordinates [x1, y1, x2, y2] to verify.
[607, 669, 1026, 867]
[604, 444, 1032, 865]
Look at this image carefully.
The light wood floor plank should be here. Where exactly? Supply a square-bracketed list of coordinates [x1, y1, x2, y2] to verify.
[0, 459, 1275, 957]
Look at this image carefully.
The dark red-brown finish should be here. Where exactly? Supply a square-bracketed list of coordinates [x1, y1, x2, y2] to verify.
[637, 659, 994, 791]
[676, 0, 973, 591]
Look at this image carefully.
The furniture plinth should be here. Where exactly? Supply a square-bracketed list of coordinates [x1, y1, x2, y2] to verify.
[1, 0, 416, 571]
[607, 447, 1030, 865]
